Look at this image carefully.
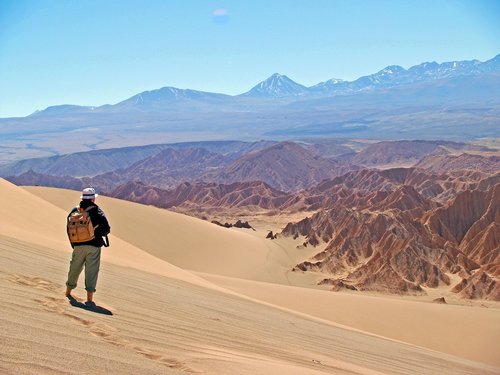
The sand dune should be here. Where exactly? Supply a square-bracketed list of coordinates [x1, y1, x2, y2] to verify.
[1, 181, 498, 373]
[0, 179, 212, 289]
[4, 234, 494, 375]
[200, 273, 500, 366]
[23, 185, 301, 284]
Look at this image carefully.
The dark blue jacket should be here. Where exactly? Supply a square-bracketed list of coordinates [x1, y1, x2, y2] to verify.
[67, 200, 111, 248]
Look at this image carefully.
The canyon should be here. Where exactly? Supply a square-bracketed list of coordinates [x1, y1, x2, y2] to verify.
[5, 139, 499, 300]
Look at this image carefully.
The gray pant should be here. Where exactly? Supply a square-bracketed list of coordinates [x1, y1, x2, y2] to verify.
[66, 245, 101, 292]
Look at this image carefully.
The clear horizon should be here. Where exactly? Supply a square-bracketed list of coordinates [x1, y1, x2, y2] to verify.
[1, 0, 499, 118]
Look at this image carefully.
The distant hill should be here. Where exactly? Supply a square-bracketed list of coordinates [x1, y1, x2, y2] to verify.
[349, 140, 492, 167]
[415, 153, 500, 174]
[109, 87, 239, 113]
[6, 170, 86, 191]
[5, 139, 498, 195]
[89, 147, 234, 191]
[204, 142, 355, 192]
[0, 144, 173, 178]
[29, 104, 96, 117]
[0, 140, 277, 178]
[5, 141, 357, 193]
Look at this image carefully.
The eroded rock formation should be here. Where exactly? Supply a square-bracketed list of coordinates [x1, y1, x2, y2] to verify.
[285, 183, 500, 300]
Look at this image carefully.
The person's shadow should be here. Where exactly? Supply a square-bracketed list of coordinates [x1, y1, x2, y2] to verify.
[67, 295, 113, 315]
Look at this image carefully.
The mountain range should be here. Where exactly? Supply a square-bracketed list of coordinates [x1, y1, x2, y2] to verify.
[28, 54, 500, 115]
[2, 54, 499, 163]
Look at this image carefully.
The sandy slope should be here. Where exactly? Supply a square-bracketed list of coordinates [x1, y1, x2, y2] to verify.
[0, 180, 212, 289]
[23, 186, 300, 284]
[200, 273, 500, 366]
[3, 234, 495, 375]
[0, 182, 496, 373]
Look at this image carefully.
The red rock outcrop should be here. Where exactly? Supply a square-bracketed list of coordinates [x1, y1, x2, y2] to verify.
[6, 170, 86, 190]
[110, 180, 292, 210]
[432, 297, 447, 304]
[452, 266, 500, 300]
[425, 184, 500, 299]
[284, 182, 500, 300]
[425, 184, 499, 258]
[287, 206, 457, 295]
[283, 167, 499, 211]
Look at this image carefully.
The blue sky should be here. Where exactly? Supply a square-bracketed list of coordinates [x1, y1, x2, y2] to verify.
[1, 0, 499, 117]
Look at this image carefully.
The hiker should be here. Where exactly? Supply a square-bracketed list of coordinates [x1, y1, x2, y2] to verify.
[65, 187, 110, 305]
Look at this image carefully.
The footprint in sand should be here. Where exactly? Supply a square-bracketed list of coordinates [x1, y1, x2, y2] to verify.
[133, 346, 198, 373]
[89, 323, 130, 348]
[9, 274, 61, 293]
[34, 296, 68, 314]
[9, 274, 115, 313]
[32, 294, 197, 373]
[11, 274, 197, 373]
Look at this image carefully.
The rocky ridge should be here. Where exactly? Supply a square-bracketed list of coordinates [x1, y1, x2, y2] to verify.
[110, 180, 291, 211]
[415, 153, 500, 174]
[285, 183, 499, 300]
[204, 141, 356, 192]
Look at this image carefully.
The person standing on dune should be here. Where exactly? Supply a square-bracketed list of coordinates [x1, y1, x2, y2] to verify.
[65, 187, 110, 305]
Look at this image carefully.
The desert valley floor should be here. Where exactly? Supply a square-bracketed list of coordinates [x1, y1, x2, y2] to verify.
[1, 179, 499, 374]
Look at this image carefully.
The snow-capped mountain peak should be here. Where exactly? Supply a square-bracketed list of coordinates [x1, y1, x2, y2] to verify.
[378, 65, 406, 75]
[117, 86, 230, 107]
[241, 73, 308, 97]
[309, 78, 347, 93]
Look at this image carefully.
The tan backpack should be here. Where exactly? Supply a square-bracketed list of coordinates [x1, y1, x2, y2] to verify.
[67, 206, 96, 243]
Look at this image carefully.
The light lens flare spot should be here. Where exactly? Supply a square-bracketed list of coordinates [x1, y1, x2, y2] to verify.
[212, 8, 229, 24]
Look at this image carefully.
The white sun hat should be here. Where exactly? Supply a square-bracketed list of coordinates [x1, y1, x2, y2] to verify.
[81, 187, 98, 200]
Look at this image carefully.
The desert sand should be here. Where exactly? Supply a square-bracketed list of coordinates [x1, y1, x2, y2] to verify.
[0, 180, 498, 374]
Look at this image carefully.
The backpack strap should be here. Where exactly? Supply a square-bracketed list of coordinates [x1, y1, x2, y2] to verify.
[76, 206, 93, 213]
[80, 205, 99, 229]
[68, 207, 79, 221]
